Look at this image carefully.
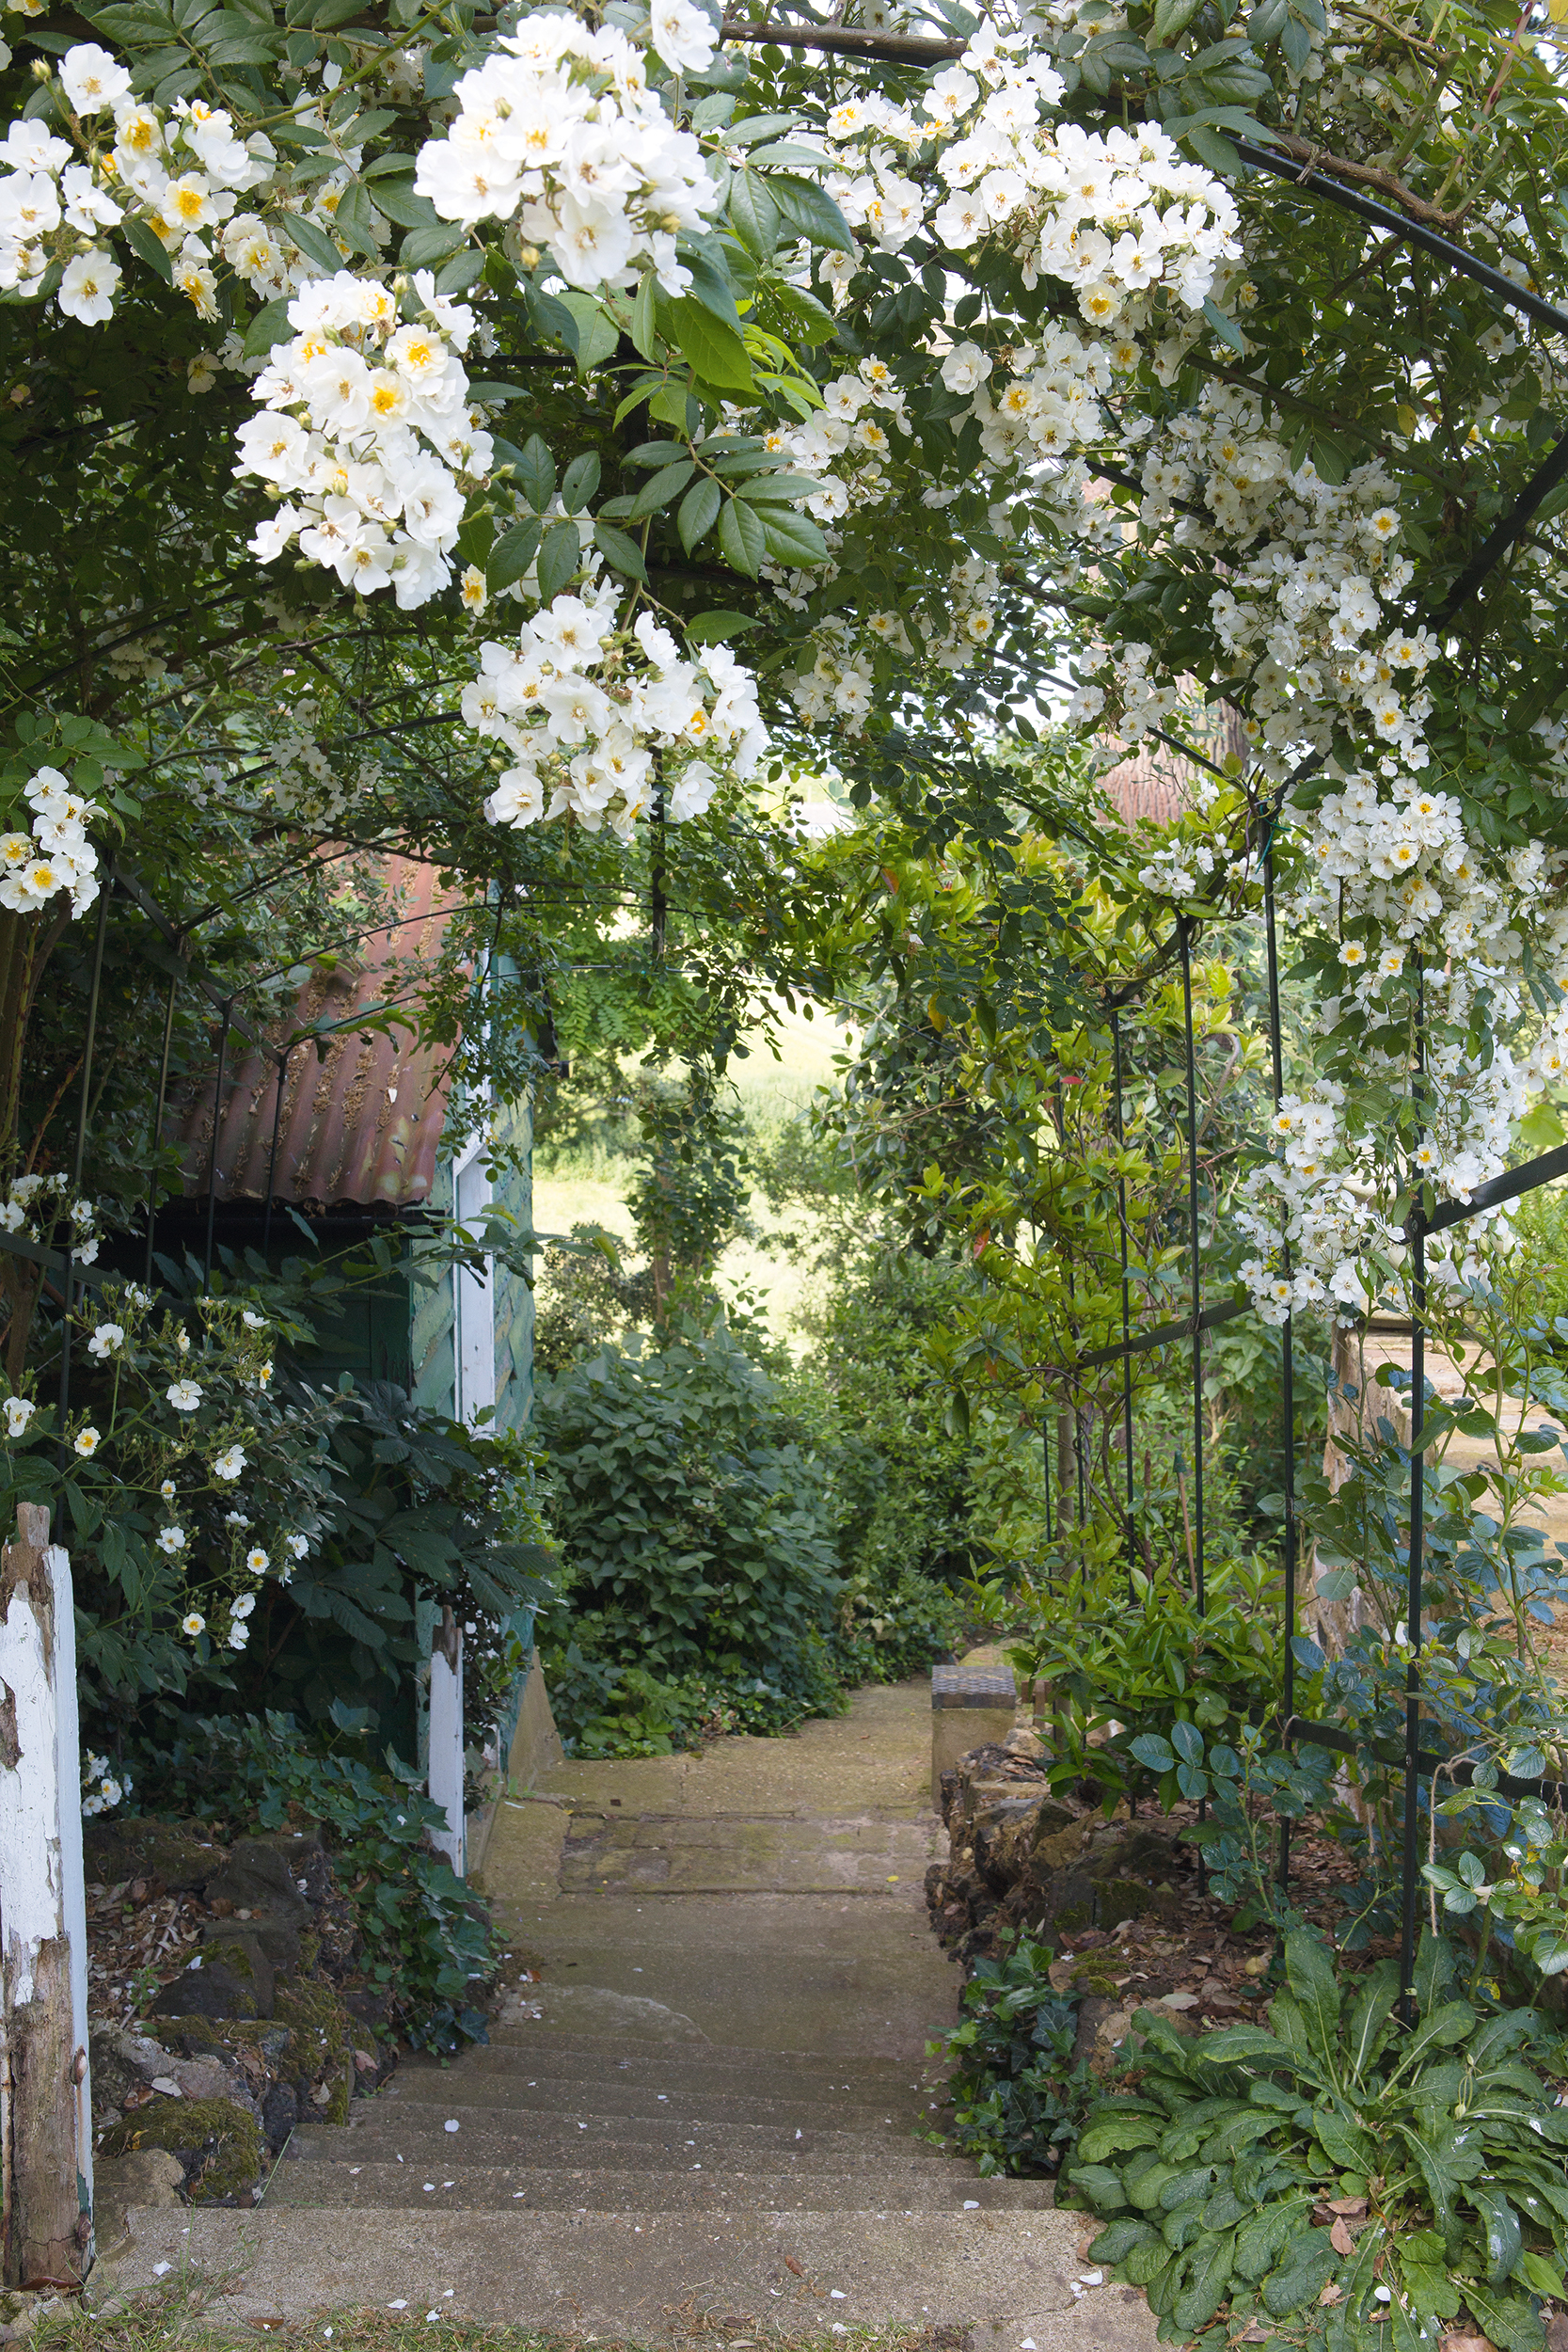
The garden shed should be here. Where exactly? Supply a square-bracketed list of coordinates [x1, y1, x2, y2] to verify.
[163, 857, 534, 1436]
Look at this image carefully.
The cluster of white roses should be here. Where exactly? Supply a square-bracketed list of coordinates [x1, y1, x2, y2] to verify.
[235, 271, 489, 610]
[463, 579, 767, 839]
[413, 7, 718, 291]
[1238, 1031, 1537, 1326]
[759, 359, 912, 526]
[0, 1169, 99, 1262]
[818, 30, 1238, 324]
[81, 1751, 129, 1818]
[0, 765, 101, 917]
[1088, 388, 1430, 782]
[0, 46, 282, 323]
[783, 551, 1001, 734]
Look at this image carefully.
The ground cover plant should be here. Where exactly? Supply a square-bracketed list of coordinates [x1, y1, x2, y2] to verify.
[1070, 1929, 1568, 2352]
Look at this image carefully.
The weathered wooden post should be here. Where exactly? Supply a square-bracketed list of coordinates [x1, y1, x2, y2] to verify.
[428, 1605, 466, 1878]
[0, 1505, 93, 2284]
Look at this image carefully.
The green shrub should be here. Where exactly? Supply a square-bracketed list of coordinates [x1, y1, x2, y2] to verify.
[129, 1711, 494, 2052]
[534, 1316, 839, 1678]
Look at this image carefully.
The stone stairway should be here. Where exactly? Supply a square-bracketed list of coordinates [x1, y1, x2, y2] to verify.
[272, 2025, 1053, 2217]
[98, 1677, 1157, 2350]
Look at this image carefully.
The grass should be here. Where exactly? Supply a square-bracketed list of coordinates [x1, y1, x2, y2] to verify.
[60, 2268, 957, 2352]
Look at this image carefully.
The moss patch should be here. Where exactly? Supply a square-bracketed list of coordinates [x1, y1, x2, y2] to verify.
[274, 1980, 353, 2124]
[102, 2096, 262, 2204]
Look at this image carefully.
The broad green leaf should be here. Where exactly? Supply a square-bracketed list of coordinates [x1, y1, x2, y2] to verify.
[123, 215, 174, 282]
[1068, 2161, 1128, 2211]
[1344, 1957, 1401, 2079]
[561, 452, 601, 515]
[684, 610, 757, 646]
[280, 211, 342, 272]
[487, 517, 542, 594]
[1413, 1930, 1456, 2015]
[515, 436, 556, 514]
[1283, 1930, 1341, 2068]
[555, 290, 621, 376]
[535, 518, 581, 604]
[1261, 2229, 1338, 2317]
[592, 520, 647, 582]
[1088, 2217, 1158, 2265]
[677, 476, 721, 554]
[1471, 2186, 1523, 2285]
[1203, 2013, 1288, 2070]
[767, 171, 855, 249]
[241, 296, 293, 359]
[1077, 2112, 1164, 2163]
[330, 181, 380, 259]
[1311, 2103, 1376, 2173]
[367, 176, 441, 232]
[626, 459, 695, 520]
[728, 167, 779, 261]
[716, 496, 765, 577]
[1172, 2227, 1235, 2336]
[669, 298, 755, 393]
[758, 509, 829, 568]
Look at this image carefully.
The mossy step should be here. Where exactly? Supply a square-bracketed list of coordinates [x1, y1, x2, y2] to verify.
[264, 2163, 1054, 2215]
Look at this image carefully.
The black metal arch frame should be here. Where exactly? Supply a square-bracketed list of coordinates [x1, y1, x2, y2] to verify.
[713, 13, 1568, 2017]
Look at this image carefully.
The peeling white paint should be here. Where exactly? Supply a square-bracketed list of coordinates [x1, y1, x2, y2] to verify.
[429, 1629, 465, 1876]
[0, 1581, 64, 2005]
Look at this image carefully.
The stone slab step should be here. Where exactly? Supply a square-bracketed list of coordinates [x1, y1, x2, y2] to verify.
[477, 2028, 934, 2091]
[374, 2072, 922, 2133]
[102, 2201, 1158, 2350]
[265, 2163, 1055, 2214]
[291, 2119, 958, 2175]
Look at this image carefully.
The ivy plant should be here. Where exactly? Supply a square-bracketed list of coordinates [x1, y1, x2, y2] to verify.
[1068, 1929, 1568, 2352]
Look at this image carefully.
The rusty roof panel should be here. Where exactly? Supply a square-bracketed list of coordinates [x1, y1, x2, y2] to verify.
[173, 858, 458, 1211]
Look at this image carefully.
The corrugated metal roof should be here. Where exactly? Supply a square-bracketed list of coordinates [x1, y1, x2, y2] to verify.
[173, 857, 458, 1212]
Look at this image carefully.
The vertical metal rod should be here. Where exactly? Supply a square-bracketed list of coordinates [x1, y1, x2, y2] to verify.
[1400, 961, 1427, 2022]
[201, 1005, 232, 1295]
[1111, 1009, 1135, 1599]
[261, 1045, 293, 1262]
[57, 885, 111, 1440]
[650, 782, 667, 961]
[1179, 919, 1205, 1614]
[1264, 856, 1297, 1894]
[144, 970, 179, 1287]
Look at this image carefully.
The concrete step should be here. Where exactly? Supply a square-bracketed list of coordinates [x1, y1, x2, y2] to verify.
[374, 2071, 924, 2134]
[475, 2030, 936, 2094]
[105, 2201, 1142, 2347]
[265, 2163, 1055, 2215]
[291, 2119, 958, 2174]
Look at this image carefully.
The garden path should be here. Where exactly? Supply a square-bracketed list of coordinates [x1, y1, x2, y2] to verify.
[96, 1676, 1158, 2350]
